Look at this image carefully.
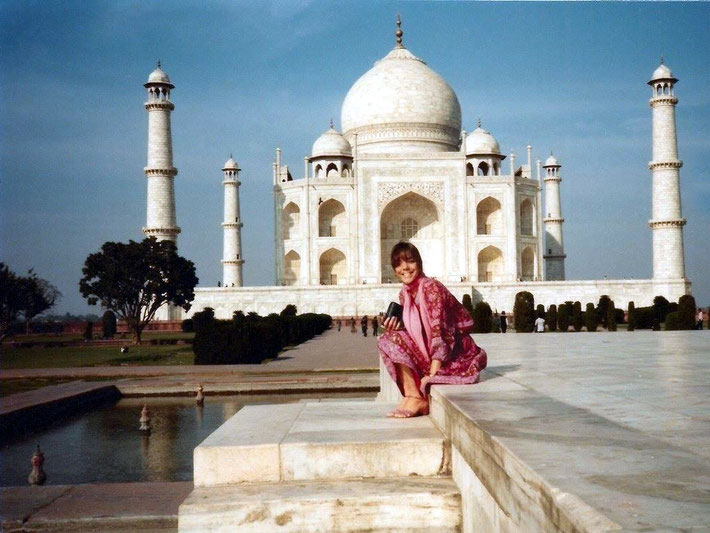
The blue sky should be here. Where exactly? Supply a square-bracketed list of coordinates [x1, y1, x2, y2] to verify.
[1, 0, 709, 314]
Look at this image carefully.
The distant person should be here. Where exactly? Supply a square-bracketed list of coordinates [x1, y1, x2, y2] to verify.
[372, 316, 379, 337]
[698, 308, 704, 330]
[534, 315, 545, 333]
[499, 311, 507, 334]
[361, 315, 368, 337]
[337, 319, 342, 332]
[350, 317, 357, 333]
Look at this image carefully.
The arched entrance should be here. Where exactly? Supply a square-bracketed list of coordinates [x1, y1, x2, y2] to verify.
[476, 197, 502, 235]
[283, 250, 300, 286]
[319, 248, 346, 285]
[521, 246, 535, 281]
[379, 192, 442, 281]
[282, 202, 300, 240]
[478, 246, 503, 282]
[318, 199, 346, 237]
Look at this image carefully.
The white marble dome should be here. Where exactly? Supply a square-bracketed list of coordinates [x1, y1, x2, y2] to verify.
[223, 156, 239, 170]
[340, 46, 461, 154]
[465, 126, 501, 155]
[544, 154, 560, 167]
[311, 126, 352, 158]
[650, 63, 676, 82]
[147, 66, 172, 85]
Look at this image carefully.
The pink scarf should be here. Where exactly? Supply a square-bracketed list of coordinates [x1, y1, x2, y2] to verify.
[402, 276, 433, 361]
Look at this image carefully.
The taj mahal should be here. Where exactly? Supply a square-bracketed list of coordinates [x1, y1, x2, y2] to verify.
[141, 20, 690, 320]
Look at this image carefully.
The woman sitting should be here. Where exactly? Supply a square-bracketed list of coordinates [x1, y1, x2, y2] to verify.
[378, 242, 487, 418]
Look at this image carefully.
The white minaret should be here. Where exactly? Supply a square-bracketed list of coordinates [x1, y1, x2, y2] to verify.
[648, 60, 686, 280]
[543, 153, 566, 280]
[143, 62, 180, 242]
[222, 155, 244, 287]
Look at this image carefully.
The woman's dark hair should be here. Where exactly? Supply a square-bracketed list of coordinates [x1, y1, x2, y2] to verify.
[390, 241, 423, 271]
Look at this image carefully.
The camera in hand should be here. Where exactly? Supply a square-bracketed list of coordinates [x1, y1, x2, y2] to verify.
[385, 301, 403, 322]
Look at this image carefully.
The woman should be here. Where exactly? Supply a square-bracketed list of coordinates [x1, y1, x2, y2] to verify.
[378, 242, 487, 418]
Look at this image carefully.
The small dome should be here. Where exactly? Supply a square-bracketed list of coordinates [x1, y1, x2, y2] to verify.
[311, 127, 352, 158]
[465, 125, 501, 155]
[223, 156, 239, 170]
[145, 63, 174, 88]
[544, 154, 560, 167]
[648, 61, 677, 84]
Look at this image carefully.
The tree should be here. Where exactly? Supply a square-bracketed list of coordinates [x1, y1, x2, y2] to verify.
[513, 291, 535, 333]
[536, 304, 545, 319]
[461, 294, 474, 318]
[678, 294, 697, 330]
[572, 301, 583, 332]
[653, 295, 670, 323]
[472, 301, 492, 334]
[79, 238, 198, 344]
[585, 303, 597, 331]
[280, 304, 297, 317]
[606, 300, 617, 331]
[546, 304, 557, 332]
[18, 270, 61, 334]
[627, 301, 636, 331]
[0, 263, 22, 339]
[102, 310, 117, 339]
[558, 303, 570, 332]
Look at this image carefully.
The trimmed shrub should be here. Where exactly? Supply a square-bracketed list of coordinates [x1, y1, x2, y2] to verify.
[513, 291, 535, 333]
[558, 303, 570, 332]
[572, 301, 583, 332]
[653, 296, 670, 323]
[597, 295, 611, 328]
[181, 318, 194, 332]
[664, 311, 681, 330]
[536, 304, 545, 319]
[546, 305, 558, 332]
[472, 302, 493, 334]
[102, 310, 117, 339]
[627, 301, 636, 331]
[606, 300, 617, 331]
[280, 304, 297, 317]
[585, 303, 597, 332]
[462, 294, 474, 318]
[678, 294, 697, 330]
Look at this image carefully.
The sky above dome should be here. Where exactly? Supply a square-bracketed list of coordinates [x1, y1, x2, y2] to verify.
[1, 0, 709, 313]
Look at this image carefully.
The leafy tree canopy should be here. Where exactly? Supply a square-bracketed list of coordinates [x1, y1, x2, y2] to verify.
[0, 263, 61, 338]
[79, 238, 198, 343]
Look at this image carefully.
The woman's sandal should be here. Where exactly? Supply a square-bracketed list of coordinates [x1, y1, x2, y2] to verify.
[392, 395, 429, 418]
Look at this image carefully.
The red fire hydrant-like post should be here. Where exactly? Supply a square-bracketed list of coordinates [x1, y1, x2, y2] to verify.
[28, 444, 46, 485]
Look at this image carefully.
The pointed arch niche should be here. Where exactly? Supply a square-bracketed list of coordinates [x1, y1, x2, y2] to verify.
[520, 198, 534, 236]
[319, 248, 347, 285]
[283, 250, 301, 286]
[476, 197, 502, 235]
[282, 202, 300, 240]
[521, 246, 535, 281]
[379, 192, 442, 282]
[318, 199, 346, 237]
[478, 245, 504, 282]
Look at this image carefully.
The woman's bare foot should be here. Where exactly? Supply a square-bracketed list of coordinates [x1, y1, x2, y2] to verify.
[393, 395, 429, 418]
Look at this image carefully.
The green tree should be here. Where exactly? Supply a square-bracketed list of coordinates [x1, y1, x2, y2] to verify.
[472, 301, 493, 334]
[280, 304, 297, 317]
[15, 269, 61, 335]
[536, 304, 545, 319]
[79, 238, 198, 344]
[606, 300, 617, 331]
[558, 303, 570, 332]
[546, 304, 558, 332]
[0, 263, 22, 340]
[513, 291, 535, 333]
[585, 303, 597, 332]
[102, 310, 117, 339]
[572, 301, 583, 332]
[627, 301, 636, 331]
[678, 294, 697, 330]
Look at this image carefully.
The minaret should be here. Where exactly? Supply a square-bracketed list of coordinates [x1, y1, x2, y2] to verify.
[222, 155, 244, 287]
[143, 62, 180, 242]
[648, 60, 686, 279]
[543, 153, 566, 280]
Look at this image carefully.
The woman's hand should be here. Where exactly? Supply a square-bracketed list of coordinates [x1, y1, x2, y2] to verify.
[383, 316, 403, 332]
[419, 374, 432, 394]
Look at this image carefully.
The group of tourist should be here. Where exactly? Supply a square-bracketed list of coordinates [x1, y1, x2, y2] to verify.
[337, 316, 381, 336]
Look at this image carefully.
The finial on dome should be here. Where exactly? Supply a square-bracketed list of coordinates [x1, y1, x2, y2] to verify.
[477, 117, 481, 128]
[395, 14, 404, 48]
[330, 118, 334, 129]
[229, 152, 232, 159]
[660, 56, 664, 65]
[157, 59, 161, 69]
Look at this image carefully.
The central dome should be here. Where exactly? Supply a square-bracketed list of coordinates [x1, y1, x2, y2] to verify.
[341, 44, 462, 154]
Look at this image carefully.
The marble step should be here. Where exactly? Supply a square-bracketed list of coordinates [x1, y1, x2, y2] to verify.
[179, 476, 461, 533]
[194, 401, 448, 486]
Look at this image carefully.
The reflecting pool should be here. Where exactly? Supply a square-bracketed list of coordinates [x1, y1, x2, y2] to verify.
[1, 393, 372, 486]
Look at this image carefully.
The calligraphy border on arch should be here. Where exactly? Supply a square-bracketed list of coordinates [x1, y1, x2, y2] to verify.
[377, 182, 444, 212]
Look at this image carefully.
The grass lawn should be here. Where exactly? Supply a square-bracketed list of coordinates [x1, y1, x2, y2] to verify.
[1, 343, 195, 370]
[5, 331, 195, 343]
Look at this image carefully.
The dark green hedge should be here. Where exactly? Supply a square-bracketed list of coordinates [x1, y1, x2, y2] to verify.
[472, 301, 493, 334]
[192, 307, 331, 365]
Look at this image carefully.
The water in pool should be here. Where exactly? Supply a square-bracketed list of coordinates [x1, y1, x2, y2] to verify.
[1, 393, 371, 486]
